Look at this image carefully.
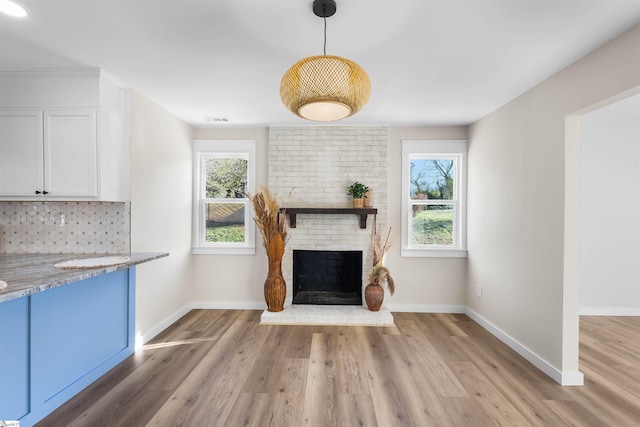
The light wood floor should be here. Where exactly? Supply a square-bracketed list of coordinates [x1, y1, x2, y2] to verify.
[38, 311, 639, 426]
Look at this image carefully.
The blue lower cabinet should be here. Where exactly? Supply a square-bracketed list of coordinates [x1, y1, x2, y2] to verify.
[0, 296, 30, 421]
[2, 268, 136, 427]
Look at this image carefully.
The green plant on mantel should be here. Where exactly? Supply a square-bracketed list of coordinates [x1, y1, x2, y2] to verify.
[347, 181, 369, 199]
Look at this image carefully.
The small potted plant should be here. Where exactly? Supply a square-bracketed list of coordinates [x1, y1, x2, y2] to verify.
[347, 181, 369, 208]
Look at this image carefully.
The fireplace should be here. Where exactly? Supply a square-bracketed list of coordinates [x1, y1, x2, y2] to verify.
[292, 250, 363, 305]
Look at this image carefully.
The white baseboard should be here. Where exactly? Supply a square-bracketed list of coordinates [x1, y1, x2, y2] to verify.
[136, 303, 193, 349]
[387, 303, 466, 313]
[192, 300, 266, 310]
[192, 301, 467, 313]
[464, 308, 584, 386]
[579, 306, 640, 316]
[560, 371, 586, 386]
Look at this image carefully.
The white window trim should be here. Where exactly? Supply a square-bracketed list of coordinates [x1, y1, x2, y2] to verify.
[401, 140, 468, 258]
[192, 140, 256, 255]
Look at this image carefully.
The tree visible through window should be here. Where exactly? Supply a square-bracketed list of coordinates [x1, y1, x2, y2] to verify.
[204, 158, 247, 243]
[410, 159, 455, 245]
[206, 158, 247, 198]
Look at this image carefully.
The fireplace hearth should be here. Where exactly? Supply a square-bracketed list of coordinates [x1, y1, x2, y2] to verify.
[293, 250, 363, 305]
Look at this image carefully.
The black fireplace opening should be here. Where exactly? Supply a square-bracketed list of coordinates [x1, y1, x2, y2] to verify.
[293, 250, 363, 305]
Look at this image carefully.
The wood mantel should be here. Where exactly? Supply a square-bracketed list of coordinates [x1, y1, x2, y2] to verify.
[278, 208, 377, 229]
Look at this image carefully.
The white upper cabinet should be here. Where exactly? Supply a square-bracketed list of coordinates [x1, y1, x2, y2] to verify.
[44, 109, 98, 198]
[0, 69, 129, 201]
[0, 110, 44, 197]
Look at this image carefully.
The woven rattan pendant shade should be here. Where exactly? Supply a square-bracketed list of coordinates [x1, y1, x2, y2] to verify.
[280, 54, 370, 122]
[279, 0, 370, 122]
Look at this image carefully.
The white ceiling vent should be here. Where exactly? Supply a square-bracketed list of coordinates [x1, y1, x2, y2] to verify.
[204, 117, 230, 123]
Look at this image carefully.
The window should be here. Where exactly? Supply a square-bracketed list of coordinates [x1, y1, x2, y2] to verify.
[401, 140, 467, 257]
[192, 140, 256, 254]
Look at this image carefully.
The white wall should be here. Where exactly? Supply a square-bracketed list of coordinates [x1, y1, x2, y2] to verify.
[580, 94, 640, 315]
[129, 91, 194, 344]
[387, 126, 469, 311]
[467, 24, 640, 384]
[190, 127, 270, 308]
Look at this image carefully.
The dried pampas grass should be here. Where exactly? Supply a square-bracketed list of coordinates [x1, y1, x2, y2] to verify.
[248, 186, 287, 261]
[372, 225, 392, 267]
[370, 222, 395, 296]
[369, 264, 395, 296]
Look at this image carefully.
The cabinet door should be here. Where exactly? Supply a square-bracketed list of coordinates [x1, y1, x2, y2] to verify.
[0, 297, 30, 420]
[0, 110, 44, 196]
[30, 270, 130, 414]
[44, 109, 98, 198]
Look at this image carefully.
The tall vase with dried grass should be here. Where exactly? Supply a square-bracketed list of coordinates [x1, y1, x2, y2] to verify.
[366, 225, 395, 311]
[248, 187, 288, 312]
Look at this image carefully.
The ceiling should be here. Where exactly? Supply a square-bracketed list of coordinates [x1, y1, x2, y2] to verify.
[1, 0, 639, 128]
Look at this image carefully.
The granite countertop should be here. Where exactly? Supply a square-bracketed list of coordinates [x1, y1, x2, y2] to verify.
[0, 252, 169, 303]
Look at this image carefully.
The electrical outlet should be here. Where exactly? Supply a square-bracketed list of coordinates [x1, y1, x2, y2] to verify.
[476, 285, 482, 298]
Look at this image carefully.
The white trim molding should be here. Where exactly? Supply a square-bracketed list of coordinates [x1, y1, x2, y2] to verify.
[387, 303, 466, 313]
[192, 300, 267, 310]
[401, 140, 468, 257]
[465, 307, 584, 386]
[136, 303, 193, 349]
[579, 307, 640, 316]
[191, 139, 256, 255]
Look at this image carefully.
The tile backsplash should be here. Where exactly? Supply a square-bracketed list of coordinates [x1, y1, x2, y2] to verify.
[0, 201, 130, 254]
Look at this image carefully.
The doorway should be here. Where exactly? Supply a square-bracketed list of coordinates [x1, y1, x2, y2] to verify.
[563, 87, 640, 384]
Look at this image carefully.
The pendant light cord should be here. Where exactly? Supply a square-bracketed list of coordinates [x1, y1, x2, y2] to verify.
[323, 15, 327, 55]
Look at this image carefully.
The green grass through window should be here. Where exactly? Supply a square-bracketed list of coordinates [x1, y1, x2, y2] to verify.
[206, 224, 245, 243]
[412, 208, 453, 245]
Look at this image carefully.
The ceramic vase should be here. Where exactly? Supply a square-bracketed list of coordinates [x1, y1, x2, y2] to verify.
[364, 189, 374, 207]
[365, 280, 384, 311]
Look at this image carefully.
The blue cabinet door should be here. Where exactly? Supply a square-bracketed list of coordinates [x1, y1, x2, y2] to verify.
[29, 269, 133, 420]
[0, 296, 30, 420]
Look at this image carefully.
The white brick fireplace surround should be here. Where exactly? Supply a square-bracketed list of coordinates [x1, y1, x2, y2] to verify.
[268, 126, 389, 314]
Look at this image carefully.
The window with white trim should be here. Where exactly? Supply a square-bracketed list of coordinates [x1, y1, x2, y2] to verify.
[401, 140, 467, 257]
[192, 140, 256, 255]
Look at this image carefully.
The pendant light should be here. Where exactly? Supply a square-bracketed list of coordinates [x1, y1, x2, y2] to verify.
[0, 0, 29, 18]
[280, 0, 370, 122]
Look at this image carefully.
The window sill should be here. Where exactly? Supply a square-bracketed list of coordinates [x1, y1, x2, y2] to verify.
[401, 248, 467, 258]
[192, 246, 256, 255]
